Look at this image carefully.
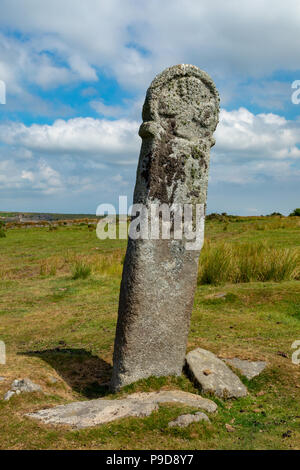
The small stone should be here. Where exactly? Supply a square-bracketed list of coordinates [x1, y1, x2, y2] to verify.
[48, 376, 58, 384]
[225, 424, 235, 432]
[11, 378, 42, 393]
[4, 390, 15, 401]
[203, 369, 212, 376]
[0, 377, 5, 382]
[186, 348, 247, 398]
[168, 412, 210, 428]
[224, 358, 267, 380]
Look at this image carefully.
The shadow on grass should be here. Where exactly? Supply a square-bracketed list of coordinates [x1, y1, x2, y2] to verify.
[20, 348, 112, 398]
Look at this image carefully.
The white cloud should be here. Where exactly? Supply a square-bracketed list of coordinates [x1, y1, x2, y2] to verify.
[0, 108, 299, 197]
[21, 170, 34, 181]
[1, 1, 299, 213]
[4, 107, 298, 169]
[214, 108, 300, 162]
[0, 117, 140, 162]
[90, 100, 126, 118]
[1, 0, 300, 94]
[0, 157, 64, 194]
[0, 31, 98, 102]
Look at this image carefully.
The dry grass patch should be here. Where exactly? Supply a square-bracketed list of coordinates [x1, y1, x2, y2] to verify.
[198, 241, 299, 285]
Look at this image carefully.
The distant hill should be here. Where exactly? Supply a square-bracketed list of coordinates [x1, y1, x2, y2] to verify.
[0, 211, 99, 222]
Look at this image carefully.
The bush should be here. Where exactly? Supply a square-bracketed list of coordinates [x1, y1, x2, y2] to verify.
[206, 212, 225, 221]
[289, 208, 300, 217]
[0, 221, 6, 237]
[72, 261, 91, 280]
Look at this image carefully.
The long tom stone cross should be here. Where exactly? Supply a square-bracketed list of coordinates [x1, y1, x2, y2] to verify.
[111, 64, 219, 391]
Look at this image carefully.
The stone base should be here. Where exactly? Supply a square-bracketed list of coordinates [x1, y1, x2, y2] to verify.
[26, 390, 217, 429]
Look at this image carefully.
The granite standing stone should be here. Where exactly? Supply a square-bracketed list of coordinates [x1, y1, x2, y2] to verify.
[111, 65, 219, 391]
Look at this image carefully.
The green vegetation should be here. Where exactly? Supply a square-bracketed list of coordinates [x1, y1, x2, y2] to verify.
[0, 211, 99, 221]
[198, 241, 299, 285]
[72, 261, 92, 280]
[0, 215, 299, 449]
[0, 221, 6, 238]
[289, 208, 300, 217]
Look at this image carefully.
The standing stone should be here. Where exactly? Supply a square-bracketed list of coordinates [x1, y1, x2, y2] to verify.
[111, 65, 219, 391]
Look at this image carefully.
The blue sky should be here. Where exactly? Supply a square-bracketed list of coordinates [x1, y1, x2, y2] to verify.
[0, 0, 300, 215]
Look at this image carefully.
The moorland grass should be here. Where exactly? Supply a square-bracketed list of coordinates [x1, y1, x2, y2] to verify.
[0, 216, 299, 449]
[198, 241, 299, 285]
[72, 261, 92, 280]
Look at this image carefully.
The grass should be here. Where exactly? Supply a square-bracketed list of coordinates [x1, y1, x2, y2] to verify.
[198, 241, 299, 285]
[0, 216, 299, 449]
[72, 261, 92, 280]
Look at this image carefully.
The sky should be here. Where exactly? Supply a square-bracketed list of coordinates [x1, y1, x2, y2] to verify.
[0, 0, 300, 215]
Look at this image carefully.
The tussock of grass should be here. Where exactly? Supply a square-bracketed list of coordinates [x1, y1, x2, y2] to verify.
[39, 256, 64, 277]
[91, 251, 124, 277]
[198, 241, 299, 285]
[71, 261, 91, 280]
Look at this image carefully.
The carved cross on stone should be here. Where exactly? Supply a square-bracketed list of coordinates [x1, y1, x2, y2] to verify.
[111, 64, 219, 391]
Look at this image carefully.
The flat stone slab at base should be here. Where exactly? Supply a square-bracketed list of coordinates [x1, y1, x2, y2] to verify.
[128, 391, 218, 413]
[168, 412, 210, 428]
[224, 358, 267, 380]
[26, 390, 217, 429]
[186, 348, 248, 399]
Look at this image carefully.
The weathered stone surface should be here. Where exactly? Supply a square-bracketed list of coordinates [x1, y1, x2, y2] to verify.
[3, 378, 42, 400]
[4, 390, 15, 401]
[127, 390, 218, 413]
[26, 390, 217, 428]
[224, 358, 267, 380]
[11, 378, 42, 393]
[186, 348, 247, 398]
[168, 411, 210, 427]
[111, 65, 220, 391]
